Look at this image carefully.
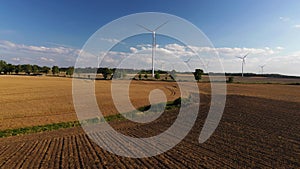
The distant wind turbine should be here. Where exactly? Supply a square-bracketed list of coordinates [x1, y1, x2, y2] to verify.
[259, 65, 266, 74]
[184, 57, 192, 63]
[202, 60, 210, 70]
[236, 53, 249, 77]
[137, 21, 168, 77]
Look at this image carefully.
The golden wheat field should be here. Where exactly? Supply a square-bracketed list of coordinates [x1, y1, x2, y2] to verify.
[0, 75, 299, 130]
[0, 75, 181, 130]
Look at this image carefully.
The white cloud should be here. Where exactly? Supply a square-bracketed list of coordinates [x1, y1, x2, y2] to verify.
[100, 38, 122, 44]
[276, 46, 284, 50]
[11, 57, 20, 61]
[0, 40, 79, 66]
[293, 25, 300, 29]
[40, 57, 55, 62]
[165, 43, 186, 52]
[96, 43, 298, 75]
[188, 46, 278, 57]
[130, 47, 138, 53]
[279, 17, 291, 22]
[0, 40, 79, 55]
[0, 40, 298, 76]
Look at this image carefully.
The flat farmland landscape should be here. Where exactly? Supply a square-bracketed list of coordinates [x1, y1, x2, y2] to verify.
[0, 75, 181, 130]
[0, 75, 299, 168]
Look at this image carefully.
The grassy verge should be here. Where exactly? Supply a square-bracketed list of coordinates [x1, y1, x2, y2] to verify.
[0, 121, 80, 138]
[0, 97, 183, 138]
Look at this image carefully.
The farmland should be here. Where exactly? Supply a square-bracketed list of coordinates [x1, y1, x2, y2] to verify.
[0, 75, 181, 130]
[0, 75, 299, 168]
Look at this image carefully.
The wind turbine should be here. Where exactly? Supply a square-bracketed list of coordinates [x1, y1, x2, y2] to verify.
[236, 53, 249, 77]
[137, 21, 168, 77]
[202, 60, 210, 71]
[259, 65, 266, 74]
[184, 56, 192, 63]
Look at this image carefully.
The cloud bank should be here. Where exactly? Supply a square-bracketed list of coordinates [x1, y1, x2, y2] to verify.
[0, 40, 79, 66]
[0, 40, 299, 76]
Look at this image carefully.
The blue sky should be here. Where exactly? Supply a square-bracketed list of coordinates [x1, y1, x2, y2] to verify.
[0, 0, 300, 75]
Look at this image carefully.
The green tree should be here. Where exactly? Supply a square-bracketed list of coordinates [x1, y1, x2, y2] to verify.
[0, 60, 7, 74]
[193, 69, 203, 82]
[144, 73, 148, 79]
[102, 68, 112, 80]
[24, 64, 32, 75]
[154, 72, 160, 80]
[66, 66, 74, 76]
[32, 65, 39, 74]
[227, 76, 234, 83]
[6, 64, 15, 74]
[52, 66, 59, 75]
[15, 65, 22, 74]
[41, 66, 50, 74]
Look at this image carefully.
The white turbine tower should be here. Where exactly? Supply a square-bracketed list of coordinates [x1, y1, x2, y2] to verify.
[236, 53, 249, 77]
[259, 65, 266, 74]
[202, 60, 210, 71]
[137, 21, 168, 77]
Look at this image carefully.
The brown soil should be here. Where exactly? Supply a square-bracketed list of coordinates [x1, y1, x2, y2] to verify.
[0, 94, 299, 168]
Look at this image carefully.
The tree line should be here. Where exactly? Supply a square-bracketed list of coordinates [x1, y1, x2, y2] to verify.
[0, 60, 204, 81]
[0, 60, 74, 75]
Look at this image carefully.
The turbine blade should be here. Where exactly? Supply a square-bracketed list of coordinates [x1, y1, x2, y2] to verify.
[236, 56, 243, 59]
[243, 52, 250, 59]
[154, 21, 169, 31]
[137, 24, 153, 32]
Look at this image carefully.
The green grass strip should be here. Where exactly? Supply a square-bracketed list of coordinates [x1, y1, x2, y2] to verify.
[0, 121, 81, 138]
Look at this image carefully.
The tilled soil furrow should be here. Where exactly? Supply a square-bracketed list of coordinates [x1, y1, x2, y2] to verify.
[67, 135, 78, 168]
[111, 129, 172, 169]
[0, 145, 9, 155]
[73, 135, 85, 169]
[125, 130, 189, 168]
[77, 134, 100, 168]
[98, 131, 131, 169]
[51, 138, 62, 168]
[128, 121, 235, 168]
[39, 138, 56, 168]
[14, 141, 39, 169]
[3, 141, 36, 168]
[90, 132, 125, 168]
[0, 142, 26, 167]
[84, 133, 108, 168]
[26, 139, 50, 168]
[58, 137, 65, 169]
[64, 136, 72, 169]
[214, 127, 299, 166]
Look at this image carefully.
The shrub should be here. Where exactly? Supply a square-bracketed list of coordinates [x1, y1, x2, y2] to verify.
[154, 73, 160, 80]
[227, 76, 234, 83]
[193, 69, 203, 82]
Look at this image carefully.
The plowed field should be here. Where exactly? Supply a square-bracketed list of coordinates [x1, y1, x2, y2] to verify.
[0, 94, 299, 168]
